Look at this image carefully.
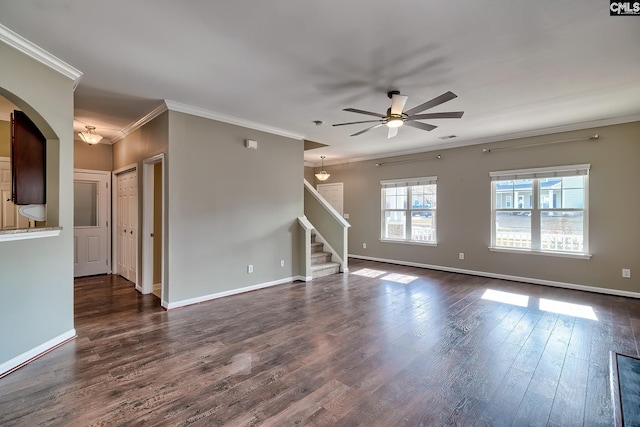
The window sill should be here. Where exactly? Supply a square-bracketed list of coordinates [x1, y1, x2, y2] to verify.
[489, 246, 591, 260]
[380, 238, 437, 247]
[0, 227, 62, 242]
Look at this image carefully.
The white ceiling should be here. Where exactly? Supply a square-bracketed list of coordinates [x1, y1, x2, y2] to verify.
[1, 1, 639, 166]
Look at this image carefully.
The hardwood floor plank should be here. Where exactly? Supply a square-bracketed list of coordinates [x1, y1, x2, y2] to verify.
[1, 261, 638, 425]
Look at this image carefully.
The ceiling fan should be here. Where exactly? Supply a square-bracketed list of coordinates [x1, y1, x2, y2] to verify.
[333, 90, 464, 138]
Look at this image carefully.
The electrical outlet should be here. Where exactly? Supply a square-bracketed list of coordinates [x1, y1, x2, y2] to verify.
[280, 260, 285, 267]
[247, 264, 253, 273]
[622, 268, 631, 278]
[459, 252, 465, 260]
[343, 213, 350, 219]
[362, 243, 367, 249]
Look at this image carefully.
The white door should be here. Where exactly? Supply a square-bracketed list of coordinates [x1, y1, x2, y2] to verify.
[73, 171, 110, 277]
[0, 158, 30, 229]
[317, 182, 344, 215]
[117, 170, 137, 284]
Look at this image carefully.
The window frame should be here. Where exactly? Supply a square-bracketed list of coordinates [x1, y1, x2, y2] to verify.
[489, 164, 591, 259]
[380, 176, 437, 246]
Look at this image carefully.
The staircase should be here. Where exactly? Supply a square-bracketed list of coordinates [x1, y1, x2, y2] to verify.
[310, 233, 341, 279]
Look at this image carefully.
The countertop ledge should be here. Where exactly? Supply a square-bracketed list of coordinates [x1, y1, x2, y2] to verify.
[0, 227, 62, 242]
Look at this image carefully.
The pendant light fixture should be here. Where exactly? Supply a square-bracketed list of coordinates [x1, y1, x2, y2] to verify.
[78, 125, 103, 145]
[315, 156, 330, 181]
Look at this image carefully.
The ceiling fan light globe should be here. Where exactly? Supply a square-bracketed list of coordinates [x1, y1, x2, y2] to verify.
[386, 118, 404, 128]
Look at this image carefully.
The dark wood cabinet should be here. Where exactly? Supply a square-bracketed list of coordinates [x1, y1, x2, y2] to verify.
[11, 110, 46, 205]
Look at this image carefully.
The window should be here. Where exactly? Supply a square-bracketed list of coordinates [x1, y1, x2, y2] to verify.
[381, 177, 437, 244]
[490, 164, 590, 257]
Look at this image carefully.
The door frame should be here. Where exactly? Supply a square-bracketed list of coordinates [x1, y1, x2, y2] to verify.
[112, 163, 138, 285]
[141, 153, 165, 303]
[73, 168, 112, 275]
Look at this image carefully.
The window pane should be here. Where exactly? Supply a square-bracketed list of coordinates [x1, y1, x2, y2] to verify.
[411, 184, 436, 209]
[385, 187, 407, 210]
[495, 180, 532, 209]
[541, 211, 584, 252]
[383, 211, 406, 240]
[495, 211, 531, 248]
[539, 176, 584, 208]
[411, 213, 435, 242]
[74, 181, 98, 227]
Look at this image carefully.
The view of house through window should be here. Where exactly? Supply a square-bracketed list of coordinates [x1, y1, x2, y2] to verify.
[381, 177, 437, 244]
[491, 165, 589, 255]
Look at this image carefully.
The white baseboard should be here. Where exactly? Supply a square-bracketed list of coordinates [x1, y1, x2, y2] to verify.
[0, 329, 76, 377]
[348, 254, 640, 299]
[166, 276, 302, 310]
[297, 275, 313, 282]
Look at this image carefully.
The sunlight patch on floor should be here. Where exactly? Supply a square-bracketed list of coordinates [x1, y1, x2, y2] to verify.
[540, 298, 598, 320]
[381, 273, 418, 284]
[482, 289, 529, 307]
[352, 268, 387, 278]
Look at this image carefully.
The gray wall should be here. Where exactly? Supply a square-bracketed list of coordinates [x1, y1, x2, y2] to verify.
[304, 165, 316, 184]
[0, 42, 75, 366]
[329, 121, 640, 293]
[113, 111, 169, 296]
[167, 111, 303, 303]
[74, 139, 113, 171]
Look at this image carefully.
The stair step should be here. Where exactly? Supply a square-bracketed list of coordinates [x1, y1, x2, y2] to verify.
[311, 262, 341, 279]
[311, 251, 332, 265]
[310, 242, 324, 253]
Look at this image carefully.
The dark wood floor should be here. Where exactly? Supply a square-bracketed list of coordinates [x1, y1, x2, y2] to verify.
[1, 260, 639, 426]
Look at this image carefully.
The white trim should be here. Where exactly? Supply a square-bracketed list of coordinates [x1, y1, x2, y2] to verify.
[112, 163, 138, 176]
[0, 329, 76, 377]
[0, 23, 82, 89]
[298, 275, 313, 282]
[303, 179, 351, 228]
[489, 246, 592, 259]
[380, 176, 437, 187]
[489, 164, 590, 180]
[348, 254, 640, 299]
[165, 276, 300, 310]
[142, 154, 165, 301]
[73, 169, 112, 275]
[165, 100, 305, 141]
[297, 215, 314, 231]
[109, 103, 168, 144]
[0, 228, 61, 242]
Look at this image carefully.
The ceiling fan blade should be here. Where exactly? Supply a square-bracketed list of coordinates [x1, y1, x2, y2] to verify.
[343, 108, 386, 118]
[409, 111, 464, 120]
[388, 127, 398, 139]
[351, 123, 384, 137]
[390, 94, 408, 115]
[333, 119, 383, 127]
[403, 91, 457, 116]
[405, 121, 437, 132]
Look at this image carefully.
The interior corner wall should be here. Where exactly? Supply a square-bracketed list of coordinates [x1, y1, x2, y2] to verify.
[74, 139, 113, 171]
[0, 41, 75, 368]
[166, 111, 303, 304]
[304, 166, 316, 184]
[330, 121, 640, 293]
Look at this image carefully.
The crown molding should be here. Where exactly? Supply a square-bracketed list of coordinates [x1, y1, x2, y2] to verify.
[164, 100, 304, 141]
[0, 23, 83, 89]
[109, 102, 168, 144]
[322, 113, 640, 166]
